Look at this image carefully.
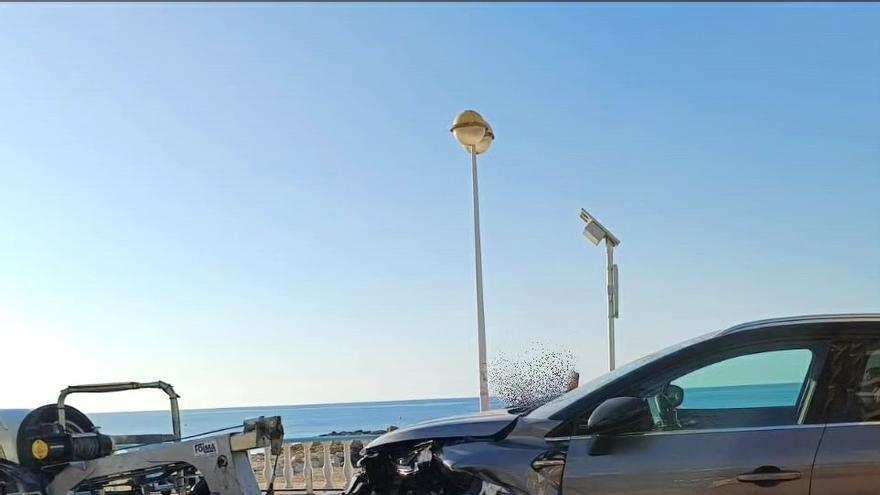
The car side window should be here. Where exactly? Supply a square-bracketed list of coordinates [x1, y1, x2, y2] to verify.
[638, 348, 815, 432]
[672, 349, 812, 409]
[823, 340, 880, 423]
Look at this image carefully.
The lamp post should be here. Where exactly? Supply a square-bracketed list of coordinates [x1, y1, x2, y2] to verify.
[451, 110, 494, 412]
[579, 208, 620, 371]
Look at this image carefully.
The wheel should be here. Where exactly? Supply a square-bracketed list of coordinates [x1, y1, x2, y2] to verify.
[190, 479, 209, 495]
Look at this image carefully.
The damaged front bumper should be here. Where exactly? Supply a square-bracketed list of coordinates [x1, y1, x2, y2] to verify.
[344, 420, 567, 495]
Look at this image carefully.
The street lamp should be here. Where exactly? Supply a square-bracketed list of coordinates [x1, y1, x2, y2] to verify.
[451, 110, 493, 412]
[579, 208, 620, 371]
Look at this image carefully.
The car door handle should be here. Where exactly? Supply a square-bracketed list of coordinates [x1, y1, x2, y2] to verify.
[737, 469, 802, 483]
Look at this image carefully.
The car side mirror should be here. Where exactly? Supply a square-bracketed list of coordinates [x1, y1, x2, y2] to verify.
[587, 397, 652, 436]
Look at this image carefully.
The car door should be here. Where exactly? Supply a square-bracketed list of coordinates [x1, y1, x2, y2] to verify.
[811, 338, 880, 494]
[562, 340, 828, 495]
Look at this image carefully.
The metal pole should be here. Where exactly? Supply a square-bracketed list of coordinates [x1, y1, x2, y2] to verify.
[471, 146, 490, 412]
[170, 396, 181, 440]
[606, 242, 616, 371]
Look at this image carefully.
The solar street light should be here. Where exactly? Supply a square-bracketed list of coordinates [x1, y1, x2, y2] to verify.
[580, 208, 620, 371]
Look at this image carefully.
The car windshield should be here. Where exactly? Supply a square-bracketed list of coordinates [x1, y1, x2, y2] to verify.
[527, 329, 721, 419]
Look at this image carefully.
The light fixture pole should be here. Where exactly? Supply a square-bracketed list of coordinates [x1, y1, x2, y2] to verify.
[580, 209, 620, 371]
[451, 110, 494, 412]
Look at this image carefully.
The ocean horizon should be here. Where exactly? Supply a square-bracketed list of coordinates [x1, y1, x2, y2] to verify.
[84, 383, 802, 441]
[87, 397, 503, 440]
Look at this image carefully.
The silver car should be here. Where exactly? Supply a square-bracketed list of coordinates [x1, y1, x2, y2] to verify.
[346, 314, 880, 495]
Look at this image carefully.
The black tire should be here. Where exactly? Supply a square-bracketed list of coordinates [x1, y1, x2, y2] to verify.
[191, 479, 209, 495]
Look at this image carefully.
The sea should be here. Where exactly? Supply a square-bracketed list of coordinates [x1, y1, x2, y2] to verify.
[88, 397, 500, 440]
[87, 383, 802, 441]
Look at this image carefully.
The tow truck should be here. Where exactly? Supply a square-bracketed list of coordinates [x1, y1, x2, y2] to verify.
[0, 381, 283, 495]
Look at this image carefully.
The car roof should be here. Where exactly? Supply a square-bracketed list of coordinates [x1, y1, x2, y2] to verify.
[719, 313, 880, 336]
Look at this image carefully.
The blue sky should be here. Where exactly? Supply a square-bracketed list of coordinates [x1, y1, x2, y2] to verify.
[0, 4, 877, 411]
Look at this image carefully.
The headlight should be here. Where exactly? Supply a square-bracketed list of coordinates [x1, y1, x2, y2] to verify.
[394, 442, 433, 476]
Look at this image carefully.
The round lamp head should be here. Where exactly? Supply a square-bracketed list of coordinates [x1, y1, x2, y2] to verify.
[451, 110, 488, 147]
[467, 123, 494, 155]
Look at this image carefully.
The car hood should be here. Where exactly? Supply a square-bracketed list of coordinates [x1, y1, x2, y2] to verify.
[365, 409, 518, 450]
